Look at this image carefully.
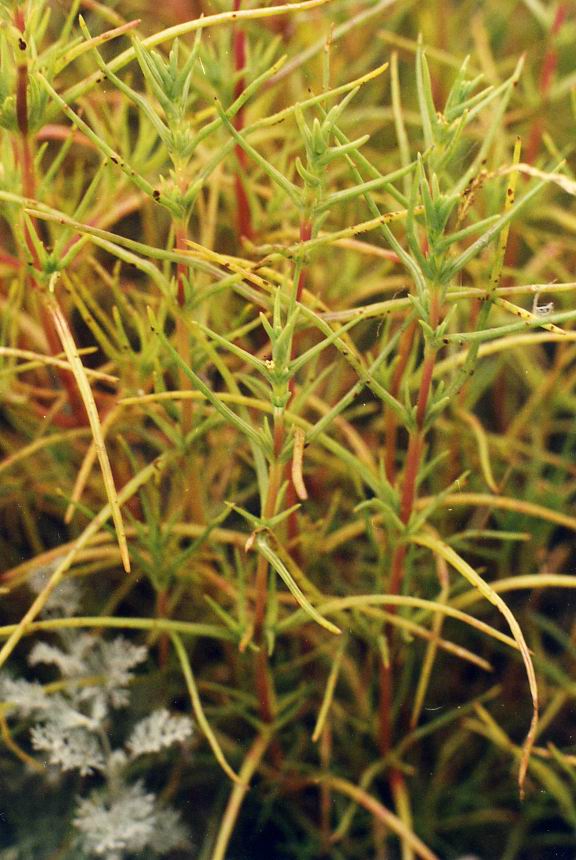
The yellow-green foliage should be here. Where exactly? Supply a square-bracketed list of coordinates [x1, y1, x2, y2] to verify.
[1, 1, 576, 857]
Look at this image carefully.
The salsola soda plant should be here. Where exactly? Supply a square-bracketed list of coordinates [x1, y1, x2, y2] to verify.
[1, 0, 576, 857]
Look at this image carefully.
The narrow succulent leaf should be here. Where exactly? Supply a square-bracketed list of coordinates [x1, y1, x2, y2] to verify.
[170, 632, 245, 785]
[416, 39, 436, 149]
[312, 636, 347, 741]
[410, 533, 538, 797]
[217, 107, 301, 206]
[44, 280, 130, 573]
[443, 175, 548, 281]
[79, 18, 170, 145]
[36, 74, 168, 210]
[191, 320, 268, 374]
[255, 537, 341, 636]
[149, 311, 263, 450]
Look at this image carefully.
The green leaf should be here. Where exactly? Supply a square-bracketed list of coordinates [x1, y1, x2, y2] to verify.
[255, 536, 341, 636]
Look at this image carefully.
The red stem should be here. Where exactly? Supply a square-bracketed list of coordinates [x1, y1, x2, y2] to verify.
[16, 66, 28, 139]
[398, 435, 423, 531]
[252, 183, 313, 745]
[0, 249, 20, 269]
[384, 322, 416, 483]
[255, 649, 274, 723]
[175, 223, 188, 308]
[415, 351, 436, 430]
[379, 292, 441, 756]
[377, 652, 393, 755]
[295, 219, 312, 304]
[156, 589, 170, 668]
[539, 4, 567, 95]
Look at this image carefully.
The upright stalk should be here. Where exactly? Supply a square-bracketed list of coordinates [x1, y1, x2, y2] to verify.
[285, 218, 312, 556]
[384, 321, 416, 483]
[379, 288, 442, 755]
[173, 216, 206, 521]
[252, 455, 282, 725]
[174, 219, 193, 434]
[252, 219, 312, 723]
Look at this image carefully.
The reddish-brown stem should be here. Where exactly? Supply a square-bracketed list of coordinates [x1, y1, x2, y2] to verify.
[415, 351, 435, 430]
[16, 52, 35, 226]
[384, 322, 416, 483]
[377, 656, 393, 757]
[15, 28, 34, 207]
[38, 303, 87, 425]
[539, 4, 566, 94]
[14, 7, 25, 32]
[399, 435, 423, 532]
[156, 589, 170, 668]
[16, 66, 28, 139]
[379, 291, 441, 757]
[253, 218, 313, 737]
[254, 647, 282, 768]
[175, 223, 188, 310]
[295, 219, 312, 304]
[255, 648, 275, 723]
[0, 249, 21, 269]
[233, 171, 252, 242]
[396, 293, 440, 533]
[36, 124, 95, 148]
[253, 605, 281, 769]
